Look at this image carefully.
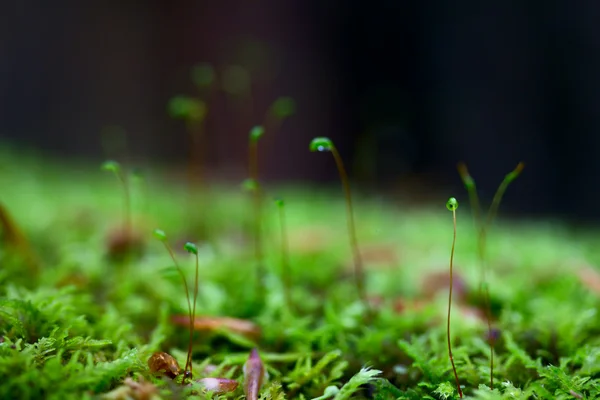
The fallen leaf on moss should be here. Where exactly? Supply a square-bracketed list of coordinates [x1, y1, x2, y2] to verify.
[102, 377, 158, 400]
[171, 315, 261, 339]
[577, 265, 600, 294]
[420, 270, 469, 303]
[196, 377, 239, 394]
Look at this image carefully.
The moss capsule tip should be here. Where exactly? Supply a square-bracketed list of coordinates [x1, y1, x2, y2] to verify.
[101, 160, 121, 173]
[506, 162, 525, 182]
[249, 125, 265, 142]
[446, 197, 459, 211]
[309, 137, 333, 152]
[168, 96, 206, 121]
[457, 162, 475, 188]
[153, 229, 167, 241]
[184, 242, 198, 255]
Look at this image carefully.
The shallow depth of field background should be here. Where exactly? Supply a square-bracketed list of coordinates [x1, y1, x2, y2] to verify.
[3, 1, 600, 222]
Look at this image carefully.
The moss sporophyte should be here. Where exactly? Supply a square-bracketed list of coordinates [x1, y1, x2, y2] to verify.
[446, 197, 462, 398]
[310, 137, 368, 311]
[457, 162, 524, 389]
[149, 229, 196, 382]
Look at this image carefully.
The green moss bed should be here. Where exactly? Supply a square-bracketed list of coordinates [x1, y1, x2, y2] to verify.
[0, 148, 599, 400]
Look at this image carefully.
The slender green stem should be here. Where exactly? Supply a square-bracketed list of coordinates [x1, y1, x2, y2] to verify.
[248, 140, 265, 293]
[277, 201, 292, 310]
[457, 163, 493, 388]
[480, 162, 523, 386]
[485, 162, 525, 230]
[188, 250, 200, 379]
[329, 146, 367, 308]
[448, 204, 463, 398]
[457, 163, 485, 281]
[457, 162, 524, 389]
[160, 241, 193, 381]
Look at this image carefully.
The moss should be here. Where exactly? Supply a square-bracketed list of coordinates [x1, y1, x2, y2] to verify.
[0, 149, 599, 399]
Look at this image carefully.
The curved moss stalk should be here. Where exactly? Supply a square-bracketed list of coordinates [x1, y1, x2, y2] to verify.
[309, 137, 367, 310]
[183, 242, 200, 377]
[153, 229, 195, 381]
[446, 197, 463, 398]
[457, 162, 524, 389]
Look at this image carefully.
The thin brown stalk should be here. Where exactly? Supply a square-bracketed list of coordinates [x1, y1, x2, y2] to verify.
[277, 202, 292, 309]
[330, 147, 367, 308]
[160, 242, 193, 380]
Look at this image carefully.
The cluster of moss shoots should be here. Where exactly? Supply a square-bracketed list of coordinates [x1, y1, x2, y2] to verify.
[95, 65, 297, 396]
[100, 136, 524, 398]
[97, 116, 525, 397]
[0, 62, 531, 398]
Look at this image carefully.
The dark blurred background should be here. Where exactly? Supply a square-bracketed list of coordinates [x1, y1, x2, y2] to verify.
[2, 1, 600, 222]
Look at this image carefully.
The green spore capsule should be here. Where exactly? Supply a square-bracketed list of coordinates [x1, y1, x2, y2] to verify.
[168, 96, 206, 121]
[249, 126, 265, 143]
[309, 137, 333, 152]
[446, 197, 459, 211]
[101, 160, 121, 174]
[153, 229, 167, 241]
[184, 242, 198, 255]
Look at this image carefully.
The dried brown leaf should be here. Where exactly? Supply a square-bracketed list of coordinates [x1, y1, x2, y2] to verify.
[171, 315, 261, 339]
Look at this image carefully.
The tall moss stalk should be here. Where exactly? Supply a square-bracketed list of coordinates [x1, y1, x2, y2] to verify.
[446, 197, 463, 398]
[153, 229, 195, 380]
[457, 162, 524, 389]
[309, 137, 367, 310]
[183, 242, 200, 377]
[248, 126, 266, 295]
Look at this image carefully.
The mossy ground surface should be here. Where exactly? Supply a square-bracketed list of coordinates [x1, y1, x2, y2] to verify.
[1, 148, 599, 399]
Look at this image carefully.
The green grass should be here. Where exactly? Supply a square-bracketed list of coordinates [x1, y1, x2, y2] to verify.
[0, 147, 599, 399]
